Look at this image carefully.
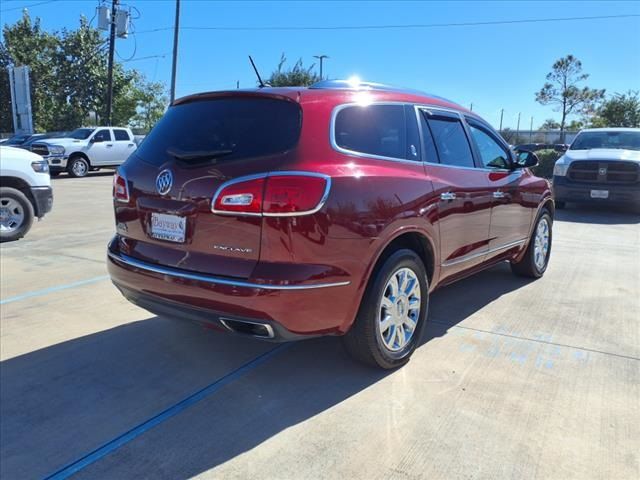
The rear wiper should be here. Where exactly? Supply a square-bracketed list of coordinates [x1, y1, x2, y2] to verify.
[167, 148, 234, 162]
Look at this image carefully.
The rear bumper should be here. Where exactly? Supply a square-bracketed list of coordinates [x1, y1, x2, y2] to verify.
[553, 176, 640, 206]
[107, 238, 356, 339]
[29, 186, 53, 217]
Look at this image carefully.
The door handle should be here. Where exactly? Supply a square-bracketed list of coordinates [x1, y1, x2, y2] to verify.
[440, 192, 457, 201]
[128, 143, 134, 147]
[493, 191, 506, 199]
[106, 144, 113, 148]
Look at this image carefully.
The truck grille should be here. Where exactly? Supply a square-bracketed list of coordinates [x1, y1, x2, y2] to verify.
[568, 161, 639, 184]
[31, 143, 50, 156]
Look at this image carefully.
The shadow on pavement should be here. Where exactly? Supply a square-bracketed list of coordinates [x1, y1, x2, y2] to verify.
[0, 263, 529, 479]
[51, 171, 115, 180]
[555, 204, 640, 225]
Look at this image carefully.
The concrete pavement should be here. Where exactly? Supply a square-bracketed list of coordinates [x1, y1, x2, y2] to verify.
[1, 174, 638, 479]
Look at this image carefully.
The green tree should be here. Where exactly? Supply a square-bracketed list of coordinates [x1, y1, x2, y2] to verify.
[590, 91, 640, 128]
[128, 75, 167, 132]
[535, 55, 605, 142]
[0, 13, 58, 131]
[539, 118, 560, 130]
[0, 11, 166, 132]
[266, 54, 321, 87]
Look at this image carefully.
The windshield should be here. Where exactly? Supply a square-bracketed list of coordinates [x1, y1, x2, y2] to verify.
[570, 131, 640, 151]
[5, 134, 31, 145]
[135, 97, 302, 166]
[69, 128, 95, 140]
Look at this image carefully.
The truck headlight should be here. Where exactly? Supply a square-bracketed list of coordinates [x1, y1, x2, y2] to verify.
[48, 145, 65, 155]
[553, 159, 569, 177]
[31, 160, 50, 173]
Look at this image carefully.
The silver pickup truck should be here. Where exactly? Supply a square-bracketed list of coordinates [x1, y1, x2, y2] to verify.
[32, 127, 137, 177]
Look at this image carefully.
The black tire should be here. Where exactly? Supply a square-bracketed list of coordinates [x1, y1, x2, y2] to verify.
[555, 201, 566, 209]
[67, 156, 90, 178]
[511, 210, 553, 278]
[342, 249, 429, 369]
[0, 187, 35, 243]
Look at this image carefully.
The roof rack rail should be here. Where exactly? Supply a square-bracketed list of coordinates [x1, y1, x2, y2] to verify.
[308, 79, 460, 106]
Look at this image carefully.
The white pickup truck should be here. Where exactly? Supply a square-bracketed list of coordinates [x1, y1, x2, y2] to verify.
[32, 127, 137, 177]
[0, 146, 53, 242]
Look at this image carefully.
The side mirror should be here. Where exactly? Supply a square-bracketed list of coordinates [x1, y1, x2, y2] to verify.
[515, 150, 539, 169]
[90, 136, 103, 143]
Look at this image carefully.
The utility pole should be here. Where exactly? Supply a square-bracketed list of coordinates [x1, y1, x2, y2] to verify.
[105, 0, 119, 126]
[170, 0, 180, 104]
[499, 109, 504, 131]
[530, 116, 534, 142]
[469, 103, 473, 112]
[313, 55, 329, 79]
[516, 112, 521, 141]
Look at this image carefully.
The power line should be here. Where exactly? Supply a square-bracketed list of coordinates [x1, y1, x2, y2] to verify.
[0, 0, 59, 13]
[122, 53, 169, 63]
[135, 13, 640, 34]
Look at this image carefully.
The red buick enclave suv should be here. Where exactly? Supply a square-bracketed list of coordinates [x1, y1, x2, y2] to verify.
[108, 80, 553, 369]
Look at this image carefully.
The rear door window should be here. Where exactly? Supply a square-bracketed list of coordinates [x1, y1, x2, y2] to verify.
[113, 129, 131, 141]
[424, 113, 475, 168]
[334, 104, 407, 160]
[136, 97, 302, 166]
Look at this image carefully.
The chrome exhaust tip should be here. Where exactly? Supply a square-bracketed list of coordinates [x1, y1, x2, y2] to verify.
[219, 318, 275, 339]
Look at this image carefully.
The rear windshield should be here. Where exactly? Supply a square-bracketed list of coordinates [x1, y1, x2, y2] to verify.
[136, 97, 302, 166]
[570, 131, 640, 151]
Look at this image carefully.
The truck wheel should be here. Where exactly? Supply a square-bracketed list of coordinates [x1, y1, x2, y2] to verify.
[68, 156, 89, 178]
[0, 187, 35, 243]
[342, 249, 429, 369]
[510, 210, 553, 278]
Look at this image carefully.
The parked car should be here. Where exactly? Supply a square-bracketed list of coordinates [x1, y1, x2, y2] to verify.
[0, 146, 53, 242]
[17, 132, 69, 152]
[516, 143, 569, 153]
[553, 128, 640, 210]
[33, 127, 137, 177]
[1, 133, 33, 147]
[107, 80, 554, 369]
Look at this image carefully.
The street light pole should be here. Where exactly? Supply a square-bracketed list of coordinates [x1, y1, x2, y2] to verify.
[499, 109, 504, 131]
[313, 55, 329, 79]
[170, 0, 180, 104]
[105, 0, 119, 126]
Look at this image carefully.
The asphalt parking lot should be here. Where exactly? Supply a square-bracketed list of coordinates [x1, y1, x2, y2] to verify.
[1, 173, 639, 480]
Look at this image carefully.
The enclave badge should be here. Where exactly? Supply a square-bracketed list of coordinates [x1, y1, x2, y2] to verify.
[213, 245, 253, 254]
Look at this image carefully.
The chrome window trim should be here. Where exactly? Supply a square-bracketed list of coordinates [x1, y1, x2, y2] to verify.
[109, 251, 351, 290]
[441, 238, 527, 267]
[210, 170, 332, 217]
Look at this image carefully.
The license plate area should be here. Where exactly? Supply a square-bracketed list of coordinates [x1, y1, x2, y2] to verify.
[150, 212, 186, 243]
[590, 189, 609, 199]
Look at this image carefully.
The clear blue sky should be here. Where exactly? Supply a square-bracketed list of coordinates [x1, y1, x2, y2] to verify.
[1, 0, 639, 129]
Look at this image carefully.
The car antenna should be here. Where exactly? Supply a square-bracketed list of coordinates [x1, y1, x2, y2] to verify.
[249, 55, 267, 88]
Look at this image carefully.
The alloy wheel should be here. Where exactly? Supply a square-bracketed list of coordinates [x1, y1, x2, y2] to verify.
[378, 267, 422, 352]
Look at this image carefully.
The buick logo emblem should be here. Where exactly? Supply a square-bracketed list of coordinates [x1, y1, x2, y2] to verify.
[156, 169, 173, 195]
[598, 167, 607, 176]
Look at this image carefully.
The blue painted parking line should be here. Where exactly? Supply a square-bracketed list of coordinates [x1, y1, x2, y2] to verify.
[0, 275, 109, 305]
[44, 343, 291, 480]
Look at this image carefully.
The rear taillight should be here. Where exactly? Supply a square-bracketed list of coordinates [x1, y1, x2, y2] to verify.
[212, 176, 265, 215]
[113, 171, 130, 202]
[212, 173, 329, 217]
